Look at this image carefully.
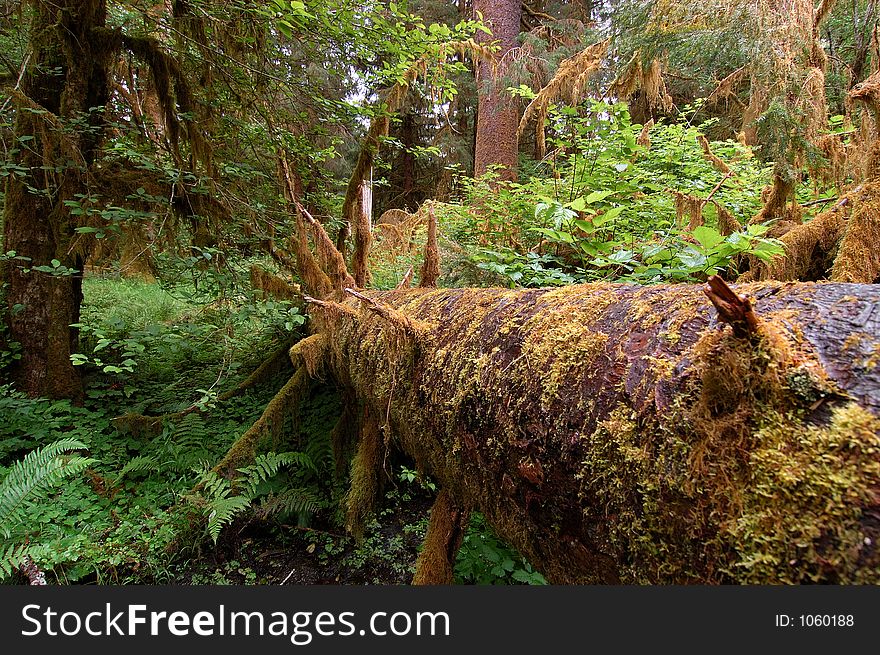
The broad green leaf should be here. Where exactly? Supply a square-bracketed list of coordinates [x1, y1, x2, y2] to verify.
[692, 226, 724, 250]
[585, 189, 616, 204]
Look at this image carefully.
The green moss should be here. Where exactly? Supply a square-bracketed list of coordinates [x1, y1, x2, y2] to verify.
[730, 403, 880, 583]
[344, 408, 384, 540]
[318, 282, 880, 583]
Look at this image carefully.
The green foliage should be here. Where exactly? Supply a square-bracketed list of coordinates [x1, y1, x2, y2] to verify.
[195, 452, 323, 544]
[0, 271, 325, 583]
[0, 439, 96, 578]
[454, 513, 547, 585]
[442, 100, 789, 287]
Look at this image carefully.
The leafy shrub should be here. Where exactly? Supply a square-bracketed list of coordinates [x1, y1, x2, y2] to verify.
[454, 513, 547, 585]
[441, 100, 796, 287]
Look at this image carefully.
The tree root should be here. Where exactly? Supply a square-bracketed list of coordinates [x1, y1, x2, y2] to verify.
[211, 365, 311, 478]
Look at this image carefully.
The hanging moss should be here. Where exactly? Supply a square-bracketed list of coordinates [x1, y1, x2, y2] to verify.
[412, 488, 471, 585]
[830, 196, 880, 283]
[344, 406, 385, 540]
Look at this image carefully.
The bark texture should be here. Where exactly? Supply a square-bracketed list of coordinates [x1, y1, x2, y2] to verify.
[2, 0, 111, 399]
[473, 0, 521, 181]
[314, 281, 880, 584]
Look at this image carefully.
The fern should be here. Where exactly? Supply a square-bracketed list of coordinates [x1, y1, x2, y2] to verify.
[173, 413, 209, 451]
[304, 429, 333, 473]
[113, 455, 158, 484]
[258, 487, 323, 520]
[0, 438, 95, 539]
[0, 542, 30, 578]
[0, 439, 95, 581]
[236, 452, 316, 498]
[206, 496, 251, 544]
[195, 450, 319, 544]
[152, 413, 212, 474]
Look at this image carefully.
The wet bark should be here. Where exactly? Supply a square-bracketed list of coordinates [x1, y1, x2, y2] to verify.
[317, 281, 880, 583]
[2, 0, 111, 399]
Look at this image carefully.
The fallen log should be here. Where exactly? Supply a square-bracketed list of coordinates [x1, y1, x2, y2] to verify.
[306, 280, 880, 584]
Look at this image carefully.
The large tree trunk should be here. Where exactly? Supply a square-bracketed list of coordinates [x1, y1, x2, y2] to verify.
[473, 0, 521, 182]
[2, 0, 111, 399]
[310, 281, 880, 584]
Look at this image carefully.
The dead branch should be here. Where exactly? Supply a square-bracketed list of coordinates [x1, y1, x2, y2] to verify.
[703, 274, 759, 337]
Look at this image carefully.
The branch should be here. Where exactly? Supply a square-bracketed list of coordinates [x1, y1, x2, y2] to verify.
[522, 2, 554, 22]
[344, 288, 423, 337]
[703, 171, 734, 205]
[397, 266, 414, 289]
[703, 275, 759, 337]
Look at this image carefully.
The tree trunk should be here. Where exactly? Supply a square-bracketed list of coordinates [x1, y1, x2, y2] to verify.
[312, 281, 880, 583]
[2, 0, 111, 400]
[473, 0, 521, 182]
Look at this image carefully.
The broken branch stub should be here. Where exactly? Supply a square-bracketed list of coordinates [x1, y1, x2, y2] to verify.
[703, 275, 759, 337]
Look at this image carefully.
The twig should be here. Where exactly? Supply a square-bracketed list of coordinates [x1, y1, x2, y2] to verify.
[800, 196, 837, 207]
[521, 2, 554, 22]
[703, 171, 734, 205]
[397, 266, 414, 289]
[302, 295, 359, 318]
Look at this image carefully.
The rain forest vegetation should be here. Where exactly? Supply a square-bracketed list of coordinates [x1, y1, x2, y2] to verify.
[1, 0, 880, 585]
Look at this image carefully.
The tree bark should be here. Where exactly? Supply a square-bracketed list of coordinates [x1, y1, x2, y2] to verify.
[473, 0, 521, 182]
[2, 0, 111, 400]
[313, 281, 880, 583]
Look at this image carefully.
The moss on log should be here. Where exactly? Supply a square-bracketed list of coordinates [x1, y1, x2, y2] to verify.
[315, 281, 880, 584]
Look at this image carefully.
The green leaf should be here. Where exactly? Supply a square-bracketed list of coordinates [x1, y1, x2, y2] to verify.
[573, 219, 596, 234]
[584, 190, 616, 204]
[608, 249, 635, 264]
[692, 226, 724, 250]
[676, 249, 708, 269]
[568, 197, 587, 212]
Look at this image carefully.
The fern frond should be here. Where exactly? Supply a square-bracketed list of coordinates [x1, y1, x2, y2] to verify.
[206, 496, 250, 543]
[258, 487, 323, 520]
[0, 542, 30, 579]
[113, 455, 158, 484]
[196, 469, 233, 501]
[0, 439, 95, 538]
[235, 451, 316, 498]
[304, 432, 333, 472]
[173, 413, 209, 451]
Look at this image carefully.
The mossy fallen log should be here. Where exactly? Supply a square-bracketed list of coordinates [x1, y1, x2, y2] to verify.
[310, 281, 880, 584]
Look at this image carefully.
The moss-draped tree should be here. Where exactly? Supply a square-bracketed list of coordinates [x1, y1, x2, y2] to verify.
[2, 0, 113, 399]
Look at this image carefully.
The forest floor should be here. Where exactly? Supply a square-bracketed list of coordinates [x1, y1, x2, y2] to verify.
[178, 487, 433, 585]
